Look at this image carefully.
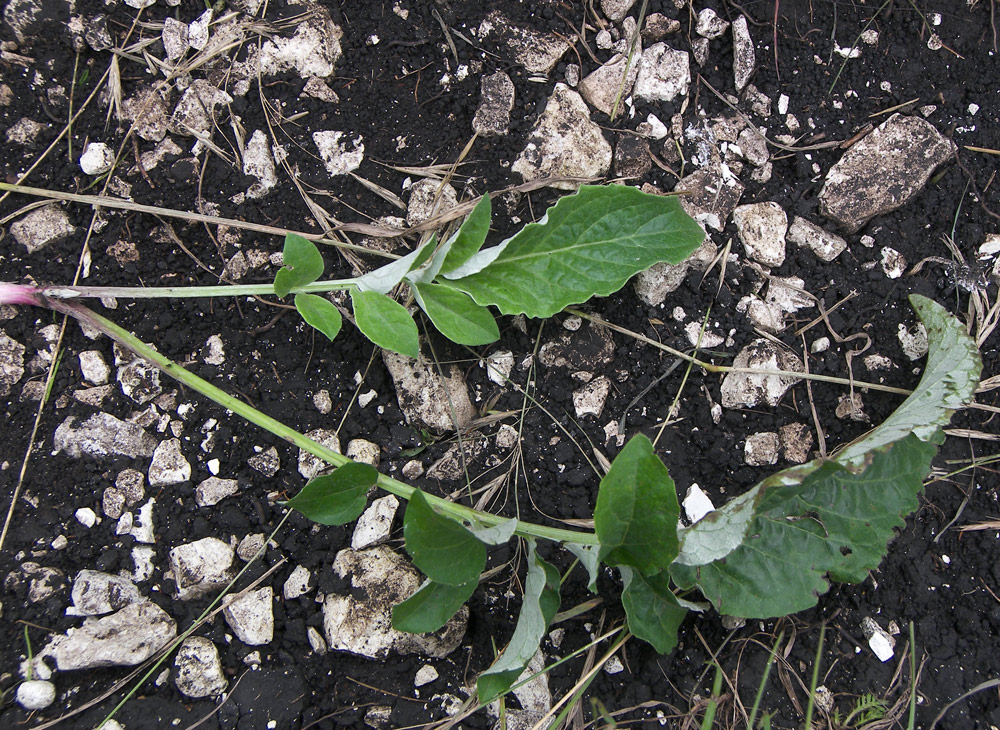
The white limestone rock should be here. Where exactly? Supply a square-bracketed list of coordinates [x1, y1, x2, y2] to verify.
[732, 16, 756, 91]
[696, 8, 729, 38]
[512, 84, 612, 190]
[68, 570, 141, 616]
[787, 216, 848, 262]
[484, 350, 514, 385]
[298, 429, 341, 480]
[600, 0, 636, 21]
[675, 168, 745, 232]
[10, 205, 75, 254]
[117, 357, 162, 404]
[169, 537, 234, 600]
[721, 340, 804, 408]
[744, 432, 780, 466]
[898, 322, 928, 361]
[148, 438, 191, 487]
[78, 350, 110, 385]
[478, 11, 568, 75]
[633, 43, 690, 103]
[323, 546, 467, 658]
[352, 495, 399, 550]
[195, 476, 239, 506]
[283, 565, 312, 600]
[16, 680, 56, 710]
[579, 52, 640, 116]
[406, 179, 459, 226]
[313, 131, 364, 176]
[573, 376, 611, 418]
[174, 636, 227, 698]
[732, 202, 788, 267]
[169, 80, 233, 137]
[382, 350, 475, 434]
[0, 332, 26, 396]
[79, 142, 115, 175]
[346, 438, 380, 466]
[54, 413, 157, 459]
[45, 601, 176, 670]
[223, 587, 274, 646]
[248, 446, 280, 477]
[633, 237, 717, 305]
[819, 114, 956, 232]
[258, 7, 342, 79]
[682, 484, 715, 524]
[243, 130, 277, 198]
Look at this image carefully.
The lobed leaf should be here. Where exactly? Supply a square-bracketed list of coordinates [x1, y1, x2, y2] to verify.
[443, 185, 704, 318]
[670, 435, 936, 617]
[351, 289, 420, 359]
[620, 568, 687, 654]
[411, 282, 499, 346]
[294, 293, 342, 341]
[274, 234, 324, 298]
[284, 462, 377, 525]
[403, 489, 486, 586]
[477, 539, 561, 703]
[594, 434, 680, 575]
[392, 578, 476, 634]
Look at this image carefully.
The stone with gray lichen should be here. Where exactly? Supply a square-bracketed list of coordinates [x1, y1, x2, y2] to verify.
[819, 114, 956, 233]
[732, 16, 755, 91]
[195, 476, 239, 506]
[68, 570, 141, 616]
[633, 43, 690, 103]
[732, 202, 787, 267]
[169, 537, 234, 600]
[10, 205, 75, 253]
[579, 52, 640, 117]
[223, 587, 274, 646]
[0, 332, 26, 397]
[174, 636, 227, 698]
[382, 350, 475, 434]
[148, 438, 191, 487]
[473, 72, 515, 136]
[512, 84, 611, 190]
[44, 601, 176, 670]
[54, 413, 157, 459]
[720, 340, 803, 408]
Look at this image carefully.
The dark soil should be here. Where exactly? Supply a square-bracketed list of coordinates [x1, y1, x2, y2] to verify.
[1, 1, 999, 728]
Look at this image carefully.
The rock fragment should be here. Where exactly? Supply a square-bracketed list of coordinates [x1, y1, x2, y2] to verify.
[601, 0, 637, 22]
[642, 13, 680, 42]
[297, 429, 341, 480]
[258, 8, 342, 78]
[78, 350, 110, 385]
[223, 587, 274, 646]
[0, 332, 26, 396]
[818, 114, 956, 232]
[54, 413, 157, 459]
[633, 44, 690, 103]
[898, 322, 928, 360]
[675, 168, 744, 232]
[242, 129, 277, 198]
[68, 570, 141, 616]
[10, 205, 75, 253]
[406, 179, 459, 226]
[696, 8, 729, 38]
[633, 237, 717, 305]
[117, 357, 162, 404]
[721, 340, 803, 408]
[45, 602, 176, 670]
[426, 436, 487, 481]
[732, 202, 788, 267]
[732, 16, 756, 91]
[169, 80, 232, 137]
[122, 87, 171, 142]
[484, 350, 514, 385]
[744, 432, 780, 466]
[614, 135, 651, 178]
[313, 131, 364, 176]
[478, 12, 568, 74]
[323, 546, 467, 658]
[880, 247, 907, 278]
[512, 84, 612, 190]
[787, 216, 847, 261]
[195, 476, 239, 506]
[174, 636, 227, 698]
[683, 484, 715, 524]
[579, 52, 640, 116]
[473, 71, 515, 136]
[148, 438, 191, 487]
[79, 142, 115, 175]
[16, 680, 56, 710]
[573, 376, 611, 418]
[169, 537, 234, 600]
[382, 351, 475, 434]
[779, 423, 813, 463]
[6, 117, 47, 145]
[346, 438, 380, 466]
[352, 495, 399, 549]
[248, 446, 280, 477]
[283, 565, 312, 600]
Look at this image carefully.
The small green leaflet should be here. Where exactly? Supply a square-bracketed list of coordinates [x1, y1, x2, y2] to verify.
[670, 435, 936, 618]
[392, 578, 476, 633]
[403, 489, 486, 586]
[594, 435, 680, 575]
[443, 185, 704, 318]
[274, 234, 324, 298]
[467, 517, 518, 545]
[412, 282, 499, 346]
[477, 539, 561, 703]
[351, 289, 420, 359]
[619, 567, 687, 654]
[284, 462, 377, 525]
[294, 293, 342, 341]
[565, 543, 601, 593]
[440, 195, 491, 275]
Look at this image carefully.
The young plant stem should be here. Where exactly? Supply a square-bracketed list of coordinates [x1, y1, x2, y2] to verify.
[39, 278, 360, 300]
[38, 294, 598, 547]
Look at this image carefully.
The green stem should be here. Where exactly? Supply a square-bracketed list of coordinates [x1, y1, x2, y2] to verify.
[45, 297, 598, 547]
[41, 278, 359, 300]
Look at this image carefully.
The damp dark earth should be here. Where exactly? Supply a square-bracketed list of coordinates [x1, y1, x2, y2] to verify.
[1, 0, 1000, 728]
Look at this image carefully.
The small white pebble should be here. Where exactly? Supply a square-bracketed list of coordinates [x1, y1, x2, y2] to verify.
[17, 680, 56, 710]
[75, 507, 97, 528]
[968, 103, 980, 115]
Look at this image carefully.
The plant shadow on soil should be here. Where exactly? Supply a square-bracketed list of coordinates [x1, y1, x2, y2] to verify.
[1, 0, 999, 728]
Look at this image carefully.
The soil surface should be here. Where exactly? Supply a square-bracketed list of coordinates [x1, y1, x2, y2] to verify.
[1, 1, 999, 729]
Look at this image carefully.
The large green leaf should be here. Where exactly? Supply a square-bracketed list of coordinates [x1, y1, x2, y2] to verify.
[477, 539, 561, 703]
[392, 578, 477, 633]
[411, 282, 499, 346]
[403, 489, 486, 586]
[284, 462, 377, 525]
[351, 289, 419, 359]
[442, 185, 704, 317]
[294, 293, 342, 341]
[594, 435, 680, 575]
[620, 568, 687, 654]
[274, 234, 324, 298]
[670, 435, 936, 617]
